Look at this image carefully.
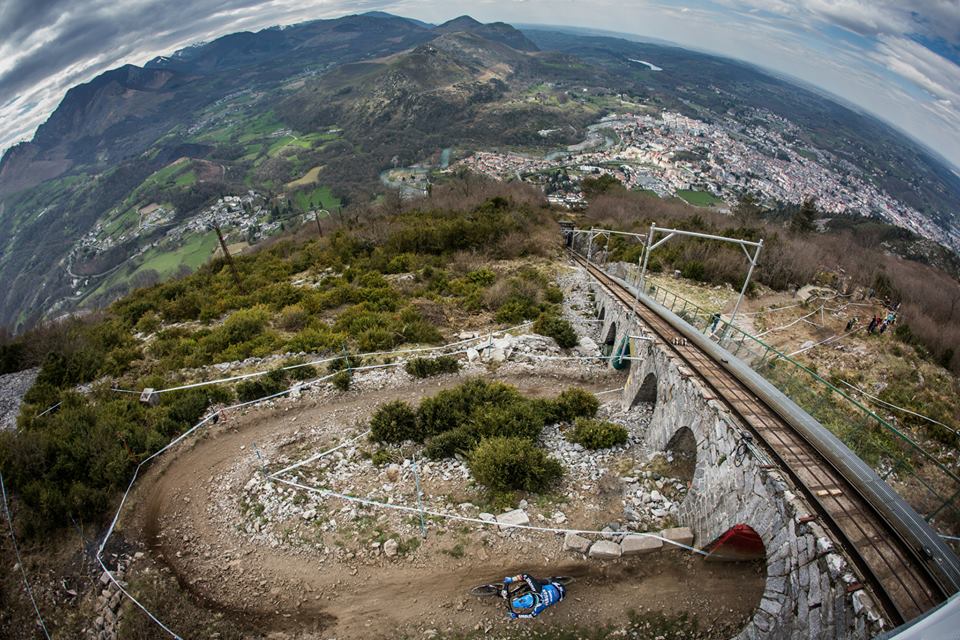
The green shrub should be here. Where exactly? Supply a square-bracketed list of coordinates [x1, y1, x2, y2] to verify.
[134, 311, 161, 334]
[681, 261, 706, 281]
[566, 418, 629, 449]
[331, 370, 352, 391]
[404, 356, 461, 378]
[494, 296, 541, 323]
[469, 402, 546, 441]
[551, 388, 599, 423]
[286, 363, 317, 381]
[278, 304, 309, 332]
[533, 313, 579, 348]
[236, 369, 287, 403]
[545, 285, 564, 304]
[370, 400, 419, 443]
[469, 437, 563, 493]
[371, 448, 397, 466]
[425, 427, 478, 459]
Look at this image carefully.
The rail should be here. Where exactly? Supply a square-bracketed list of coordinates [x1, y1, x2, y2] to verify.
[640, 278, 960, 533]
[570, 249, 960, 626]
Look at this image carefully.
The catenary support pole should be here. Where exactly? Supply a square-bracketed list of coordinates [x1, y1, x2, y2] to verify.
[638, 223, 656, 293]
[724, 239, 763, 340]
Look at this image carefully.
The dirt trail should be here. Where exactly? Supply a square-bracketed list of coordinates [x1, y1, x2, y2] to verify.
[125, 371, 764, 638]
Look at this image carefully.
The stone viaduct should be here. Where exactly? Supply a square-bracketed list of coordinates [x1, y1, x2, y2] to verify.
[590, 280, 885, 640]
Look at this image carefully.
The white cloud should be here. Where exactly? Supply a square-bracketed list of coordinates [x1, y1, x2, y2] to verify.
[1, 0, 960, 169]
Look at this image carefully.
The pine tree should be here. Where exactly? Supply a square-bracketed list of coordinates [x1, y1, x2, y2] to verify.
[733, 193, 761, 224]
[791, 197, 817, 233]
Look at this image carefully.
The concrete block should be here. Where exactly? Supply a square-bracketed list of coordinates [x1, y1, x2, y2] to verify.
[621, 535, 663, 555]
[587, 540, 622, 559]
[660, 526, 694, 547]
[564, 533, 591, 554]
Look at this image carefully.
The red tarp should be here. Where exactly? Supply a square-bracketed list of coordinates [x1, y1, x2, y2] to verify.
[704, 524, 765, 561]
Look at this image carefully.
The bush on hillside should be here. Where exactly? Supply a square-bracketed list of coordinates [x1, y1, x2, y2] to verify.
[425, 427, 478, 459]
[404, 356, 461, 378]
[235, 369, 287, 403]
[566, 418, 629, 450]
[370, 400, 418, 443]
[331, 370, 352, 391]
[469, 437, 563, 493]
[551, 388, 599, 423]
[533, 312, 579, 348]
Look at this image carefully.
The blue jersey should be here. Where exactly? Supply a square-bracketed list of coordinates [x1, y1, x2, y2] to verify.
[504, 575, 566, 618]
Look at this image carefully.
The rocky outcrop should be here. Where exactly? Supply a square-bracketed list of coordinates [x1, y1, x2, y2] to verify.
[0, 368, 38, 431]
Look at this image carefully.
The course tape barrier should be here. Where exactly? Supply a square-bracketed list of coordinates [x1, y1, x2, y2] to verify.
[0, 471, 52, 640]
[78, 329, 632, 637]
[111, 322, 535, 395]
[270, 475, 709, 556]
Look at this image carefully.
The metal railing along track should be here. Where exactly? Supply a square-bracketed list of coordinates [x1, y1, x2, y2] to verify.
[571, 251, 949, 625]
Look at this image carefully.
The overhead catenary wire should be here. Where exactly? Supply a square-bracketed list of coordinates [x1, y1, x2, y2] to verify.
[1, 471, 53, 640]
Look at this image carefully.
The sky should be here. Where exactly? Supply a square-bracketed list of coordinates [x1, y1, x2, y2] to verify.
[1, 1, 959, 169]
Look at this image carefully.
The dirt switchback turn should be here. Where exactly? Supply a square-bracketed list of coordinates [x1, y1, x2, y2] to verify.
[126, 365, 764, 638]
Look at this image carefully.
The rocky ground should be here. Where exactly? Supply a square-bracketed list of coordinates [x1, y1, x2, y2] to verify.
[0, 367, 38, 430]
[94, 264, 763, 639]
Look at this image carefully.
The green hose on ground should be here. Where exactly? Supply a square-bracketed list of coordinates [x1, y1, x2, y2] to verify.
[611, 336, 630, 370]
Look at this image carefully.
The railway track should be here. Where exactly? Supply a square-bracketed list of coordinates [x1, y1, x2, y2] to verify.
[571, 251, 948, 625]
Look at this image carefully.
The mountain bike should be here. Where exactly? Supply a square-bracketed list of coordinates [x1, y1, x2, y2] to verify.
[469, 575, 574, 598]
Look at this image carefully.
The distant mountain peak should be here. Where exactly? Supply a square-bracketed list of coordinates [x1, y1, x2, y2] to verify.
[435, 16, 485, 31]
[433, 16, 539, 52]
[361, 11, 433, 28]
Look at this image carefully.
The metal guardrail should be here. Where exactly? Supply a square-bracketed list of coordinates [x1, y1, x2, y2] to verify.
[640, 280, 960, 533]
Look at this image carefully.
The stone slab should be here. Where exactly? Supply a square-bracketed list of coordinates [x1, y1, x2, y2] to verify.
[621, 535, 663, 555]
[588, 540, 622, 559]
[660, 527, 694, 547]
[564, 532, 591, 554]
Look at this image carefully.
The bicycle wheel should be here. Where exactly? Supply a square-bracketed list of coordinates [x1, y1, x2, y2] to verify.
[550, 576, 574, 586]
[470, 583, 503, 597]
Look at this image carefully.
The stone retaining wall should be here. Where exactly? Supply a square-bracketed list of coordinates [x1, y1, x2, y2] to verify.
[590, 281, 885, 640]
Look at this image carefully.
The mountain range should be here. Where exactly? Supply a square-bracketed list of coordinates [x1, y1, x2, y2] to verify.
[1, 12, 959, 332]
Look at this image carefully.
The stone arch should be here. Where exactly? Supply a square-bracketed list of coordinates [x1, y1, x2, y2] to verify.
[596, 304, 606, 322]
[602, 321, 617, 357]
[703, 524, 766, 562]
[663, 426, 697, 485]
[632, 372, 657, 407]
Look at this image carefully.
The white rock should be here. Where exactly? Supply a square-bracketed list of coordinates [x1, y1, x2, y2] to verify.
[496, 509, 530, 530]
[386, 464, 401, 482]
[383, 539, 399, 557]
[588, 540, 622, 559]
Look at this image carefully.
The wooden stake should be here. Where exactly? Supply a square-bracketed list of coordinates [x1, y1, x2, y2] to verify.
[213, 224, 245, 293]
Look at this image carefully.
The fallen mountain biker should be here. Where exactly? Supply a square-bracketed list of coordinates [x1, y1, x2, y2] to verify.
[500, 574, 566, 619]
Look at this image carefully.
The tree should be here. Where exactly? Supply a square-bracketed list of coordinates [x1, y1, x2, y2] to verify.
[581, 174, 623, 199]
[791, 197, 818, 233]
[733, 192, 761, 224]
